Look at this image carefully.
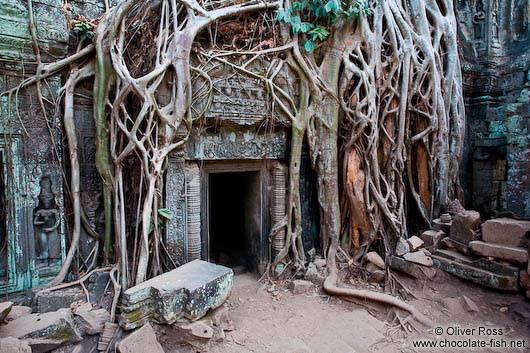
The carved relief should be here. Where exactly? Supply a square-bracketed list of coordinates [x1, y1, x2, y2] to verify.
[473, 0, 486, 40]
[33, 176, 61, 266]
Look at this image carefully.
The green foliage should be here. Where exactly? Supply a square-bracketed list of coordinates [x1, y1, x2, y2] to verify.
[132, 209, 173, 234]
[74, 22, 94, 43]
[277, 1, 378, 53]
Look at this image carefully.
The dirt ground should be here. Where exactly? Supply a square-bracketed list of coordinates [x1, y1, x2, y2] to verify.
[207, 269, 530, 353]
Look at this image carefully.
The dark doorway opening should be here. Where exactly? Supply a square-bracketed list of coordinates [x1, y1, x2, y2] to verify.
[208, 171, 261, 272]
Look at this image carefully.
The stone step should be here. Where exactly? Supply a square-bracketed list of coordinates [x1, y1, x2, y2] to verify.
[481, 218, 530, 248]
[434, 249, 519, 277]
[432, 254, 519, 291]
[120, 260, 233, 330]
[469, 241, 529, 263]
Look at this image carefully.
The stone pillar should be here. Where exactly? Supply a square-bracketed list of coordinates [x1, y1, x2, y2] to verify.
[185, 162, 201, 261]
[165, 157, 187, 265]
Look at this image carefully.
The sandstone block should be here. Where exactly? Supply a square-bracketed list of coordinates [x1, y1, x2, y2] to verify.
[6, 306, 32, 322]
[407, 236, 424, 251]
[420, 230, 445, 252]
[462, 296, 480, 312]
[368, 270, 385, 283]
[469, 241, 529, 263]
[0, 337, 31, 353]
[450, 210, 480, 245]
[0, 301, 13, 323]
[120, 260, 233, 330]
[403, 251, 433, 267]
[445, 199, 466, 215]
[395, 237, 410, 256]
[388, 255, 436, 280]
[441, 237, 471, 255]
[75, 308, 110, 335]
[314, 258, 327, 270]
[433, 218, 452, 233]
[481, 218, 530, 247]
[366, 251, 385, 269]
[0, 308, 82, 353]
[290, 280, 313, 294]
[117, 323, 164, 353]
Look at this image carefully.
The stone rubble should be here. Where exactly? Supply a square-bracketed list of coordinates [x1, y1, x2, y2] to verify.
[0, 301, 13, 323]
[407, 236, 424, 251]
[117, 323, 164, 353]
[74, 308, 110, 335]
[6, 306, 32, 322]
[290, 280, 314, 294]
[449, 210, 481, 245]
[469, 241, 529, 263]
[395, 237, 410, 256]
[366, 251, 385, 269]
[420, 230, 445, 252]
[402, 251, 433, 267]
[0, 337, 32, 353]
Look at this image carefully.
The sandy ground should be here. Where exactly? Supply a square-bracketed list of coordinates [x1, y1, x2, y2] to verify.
[205, 269, 530, 353]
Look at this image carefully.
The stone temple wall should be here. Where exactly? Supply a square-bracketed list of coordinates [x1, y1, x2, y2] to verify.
[455, 0, 530, 217]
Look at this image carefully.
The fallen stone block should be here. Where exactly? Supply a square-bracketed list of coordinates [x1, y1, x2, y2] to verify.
[432, 250, 518, 291]
[445, 199, 466, 215]
[388, 255, 436, 280]
[120, 260, 233, 330]
[75, 308, 110, 335]
[469, 241, 529, 263]
[420, 230, 445, 252]
[366, 251, 385, 269]
[368, 270, 385, 283]
[520, 270, 530, 289]
[290, 280, 313, 294]
[462, 296, 480, 313]
[6, 306, 32, 322]
[52, 335, 98, 353]
[433, 218, 451, 233]
[450, 210, 480, 245]
[314, 258, 326, 270]
[395, 237, 410, 256]
[481, 218, 530, 248]
[403, 251, 433, 267]
[407, 236, 424, 251]
[0, 308, 82, 353]
[118, 323, 164, 353]
[441, 237, 471, 255]
[0, 301, 13, 323]
[35, 287, 85, 313]
[435, 249, 519, 277]
[0, 337, 31, 353]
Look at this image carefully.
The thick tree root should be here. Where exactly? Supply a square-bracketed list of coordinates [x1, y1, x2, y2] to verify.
[323, 269, 433, 328]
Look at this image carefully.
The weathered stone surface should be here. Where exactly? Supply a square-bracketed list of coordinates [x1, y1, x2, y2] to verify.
[52, 335, 98, 353]
[368, 270, 385, 284]
[0, 301, 13, 323]
[519, 270, 530, 289]
[290, 280, 313, 294]
[469, 241, 529, 263]
[0, 337, 31, 353]
[403, 251, 433, 267]
[304, 263, 325, 286]
[6, 306, 32, 322]
[407, 236, 424, 251]
[388, 255, 436, 280]
[481, 218, 530, 247]
[120, 260, 233, 330]
[450, 210, 481, 245]
[118, 323, 164, 353]
[420, 230, 445, 252]
[178, 320, 214, 339]
[446, 199, 466, 215]
[366, 262, 379, 274]
[462, 296, 480, 313]
[314, 258, 327, 270]
[209, 304, 233, 332]
[433, 218, 452, 233]
[0, 308, 82, 353]
[395, 237, 410, 256]
[75, 308, 110, 335]
[441, 237, 471, 255]
[432, 250, 519, 291]
[35, 288, 85, 313]
[366, 251, 385, 269]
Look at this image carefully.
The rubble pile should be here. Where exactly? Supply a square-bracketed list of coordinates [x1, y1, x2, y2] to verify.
[0, 260, 235, 353]
[425, 200, 530, 298]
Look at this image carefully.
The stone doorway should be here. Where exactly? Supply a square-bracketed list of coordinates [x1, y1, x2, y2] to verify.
[201, 161, 267, 273]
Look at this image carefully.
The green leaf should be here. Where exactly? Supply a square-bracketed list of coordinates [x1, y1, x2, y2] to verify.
[300, 22, 314, 33]
[158, 208, 173, 220]
[304, 40, 316, 53]
[324, 0, 339, 13]
[276, 8, 286, 21]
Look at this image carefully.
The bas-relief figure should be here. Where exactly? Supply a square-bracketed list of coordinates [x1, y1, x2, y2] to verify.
[33, 176, 61, 266]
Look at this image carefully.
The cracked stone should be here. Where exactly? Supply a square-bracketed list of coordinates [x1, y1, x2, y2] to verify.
[403, 251, 433, 267]
[117, 323, 164, 353]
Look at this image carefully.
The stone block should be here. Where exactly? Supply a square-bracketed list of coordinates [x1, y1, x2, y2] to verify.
[403, 251, 433, 267]
[290, 280, 313, 294]
[6, 306, 32, 322]
[0, 301, 13, 323]
[450, 210, 481, 245]
[388, 255, 436, 280]
[120, 260, 233, 330]
[520, 270, 530, 289]
[420, 230, 445, 252]
[0, 308, 82, 353]
[395, 237, 410, 256]
[481, 218, 530, 247]
[445, 199, 465, 215]
[74, 308, 110, 335]
[432, 250, 518, 291]
[314, 258, 327, 270]
[117, 323, 164, 353]
[407, 236, 424, 251]
[368, 270, 385, 283]
[366, 251, 385, 269]
[433, 218, 452, 233]
[35, 287, 85, 313]
[441, 237, 471, 255]
[469, 241, 529, 263]
[0, 337, 31, 353]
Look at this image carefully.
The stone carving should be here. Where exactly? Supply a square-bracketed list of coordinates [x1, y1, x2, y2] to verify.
[187, 129, 286, 160]
[473, 0, 486, 40]
[165, 158, 187, 265]
[33, 176, 61, 265]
